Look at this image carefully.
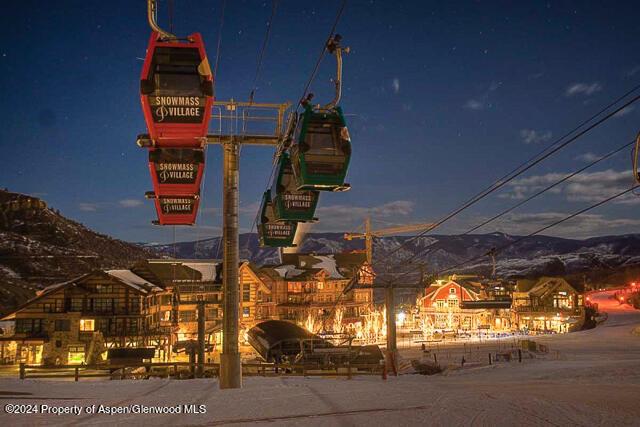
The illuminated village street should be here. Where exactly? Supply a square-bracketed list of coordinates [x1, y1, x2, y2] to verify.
[1, 290, 638, 426]
[2, 1, 640, 426]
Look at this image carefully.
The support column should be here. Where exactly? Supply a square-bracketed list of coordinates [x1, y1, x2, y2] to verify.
[220, 139, 242, 389]
[197, 300, 205, 378]
[385, 285, 397, 375]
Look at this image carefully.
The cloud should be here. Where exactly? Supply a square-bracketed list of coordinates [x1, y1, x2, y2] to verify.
[118, 199, 143, 208]
[575, 152, 599, 163]
[392, 78, 400, 94]
[79, 203, 98, 212]
[520, 129, 553, 144]
[463, 81, 501, 111]
[627, 65, 640, 77]
[565, 82, 602, 97]
[500, 169, 639, 204]
[464, 99, 485, 110]
[313, 200, 415, 231]
[490, 211, 640, 238]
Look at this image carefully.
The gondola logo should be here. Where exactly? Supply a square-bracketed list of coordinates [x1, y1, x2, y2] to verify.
[151, 96, 204, 123]
[156, 162, 197, 183]
[282, 192, 315, 210]
[160, 198, 195, 214]
[266, 223, 293, 238]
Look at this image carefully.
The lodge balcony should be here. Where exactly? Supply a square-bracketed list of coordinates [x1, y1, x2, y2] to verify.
[513, 305, 583, 315]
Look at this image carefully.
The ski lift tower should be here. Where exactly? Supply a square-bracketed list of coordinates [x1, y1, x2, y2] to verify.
[210, 100, 290, 389]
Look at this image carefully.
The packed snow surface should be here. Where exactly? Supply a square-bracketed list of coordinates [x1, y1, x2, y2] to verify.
[313, 255, 344, 279]
[182, 263, 219, 282]
[273, 264, 304, 279]
[1, 292, 639, 426]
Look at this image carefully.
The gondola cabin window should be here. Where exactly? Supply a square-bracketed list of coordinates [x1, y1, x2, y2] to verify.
[150, 47, 204, 97]
[305, 122, 338, 155]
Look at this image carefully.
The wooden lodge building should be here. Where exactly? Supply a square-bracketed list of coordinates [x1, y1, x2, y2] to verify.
[0, 254, 374, 365]
[512, 277, 585, 333]
[418, 278, 512, 332]
[418, 275, 585, 334]
[0, 270, 165, 366]
[258, 253, 375, 330]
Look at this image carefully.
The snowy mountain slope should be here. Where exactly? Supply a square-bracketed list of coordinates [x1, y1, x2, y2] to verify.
[149, 231, 640, 276]
[0, 190, 155, 315]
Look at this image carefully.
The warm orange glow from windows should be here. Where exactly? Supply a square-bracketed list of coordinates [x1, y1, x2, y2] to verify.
[79, 319, 95, 332]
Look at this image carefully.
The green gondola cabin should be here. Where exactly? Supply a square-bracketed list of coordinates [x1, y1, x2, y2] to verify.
[272, 153, 320, 222]
[289, 106, 351, 192]
[258, 192, 297, 247]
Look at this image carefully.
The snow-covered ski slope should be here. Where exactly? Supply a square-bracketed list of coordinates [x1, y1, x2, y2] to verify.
[1, 291, 639, 426]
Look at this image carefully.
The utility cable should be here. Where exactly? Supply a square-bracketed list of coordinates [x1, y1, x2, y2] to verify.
[376, 89, 640, 271]
[387, 185, 639, 286]
[381, 138, 636, 276]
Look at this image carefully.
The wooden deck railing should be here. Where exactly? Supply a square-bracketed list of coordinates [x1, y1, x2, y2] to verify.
[19, 361, 382, 381]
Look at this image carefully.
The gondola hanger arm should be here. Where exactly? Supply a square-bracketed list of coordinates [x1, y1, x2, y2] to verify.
[322, 34, 349, 110]
[148, 0, 176, 40]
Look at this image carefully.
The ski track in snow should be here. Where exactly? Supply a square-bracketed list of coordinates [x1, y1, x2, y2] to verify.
[1, 292, 639, 426]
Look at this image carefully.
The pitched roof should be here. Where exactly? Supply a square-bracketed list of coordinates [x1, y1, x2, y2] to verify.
[133, 260, 224, 284]
[528, 277, 577, 299]
[1, 269, 162, 320]
[105, 270, 163, 293]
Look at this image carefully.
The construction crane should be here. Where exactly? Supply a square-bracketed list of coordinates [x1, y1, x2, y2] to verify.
[343, 217, 437, 264]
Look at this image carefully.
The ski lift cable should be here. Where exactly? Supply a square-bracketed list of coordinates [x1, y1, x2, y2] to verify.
[429, 185, 640, 278]
[253, 2, 347, 246]
[249, 0, 283, 235]
[376, 87, 640, 271]
[379, 138, 637, 274]
[212, 0, 227, 99]
[168, 0, 174, 35]
[248, 0, 279, 105]
[376, 84, 640, 266]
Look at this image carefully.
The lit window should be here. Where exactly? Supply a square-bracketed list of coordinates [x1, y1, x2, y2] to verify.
[79, 319, 95, 332]
[243, 307, 250, 318]
[317, 282, 324, 290]
[179, 311, 196, 322]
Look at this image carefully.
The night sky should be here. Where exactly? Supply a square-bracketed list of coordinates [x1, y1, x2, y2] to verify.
[1, 0, 639, 244]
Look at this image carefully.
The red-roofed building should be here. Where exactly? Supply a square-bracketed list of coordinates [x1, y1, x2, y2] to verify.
[418, 279, 511, 331]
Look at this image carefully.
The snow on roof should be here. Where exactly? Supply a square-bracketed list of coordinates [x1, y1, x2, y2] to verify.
[314, 255, 344, 279]
[183, 263, 219, 282]
[274, 265, 305, 279]
[106, 270, 162, 293]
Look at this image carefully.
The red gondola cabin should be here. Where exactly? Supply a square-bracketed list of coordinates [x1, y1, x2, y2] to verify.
[150, 194, 200, 226]
[148, 148, 205, 195]
[140, 31, 214, 147]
